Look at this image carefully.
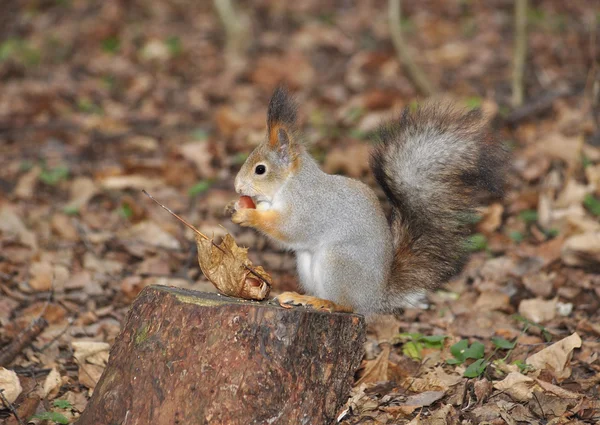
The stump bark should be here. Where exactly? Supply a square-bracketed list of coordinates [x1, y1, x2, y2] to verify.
[76, 285, 366, 425]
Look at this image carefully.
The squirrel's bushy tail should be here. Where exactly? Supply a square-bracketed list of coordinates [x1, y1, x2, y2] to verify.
[370, 101, 507, 309]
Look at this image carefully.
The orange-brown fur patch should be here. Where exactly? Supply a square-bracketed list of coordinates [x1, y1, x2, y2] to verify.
[233, 208, 288, 242]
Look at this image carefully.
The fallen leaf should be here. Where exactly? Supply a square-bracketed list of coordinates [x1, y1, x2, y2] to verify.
[474, 290, 510, 312]
[518, 297, 557, 323]
[397, 391, 445, 414]
[63, 390, 88, 412]
[355, 345, 391, 386]
[120, 221, 181, 256]
[28, 261, 54, 292]
[403, 367, 462, 392]
[526, 332, 582, 380]
[0, 206, 38, 251]
[78, 363, 105, 391]
[179, 141, 219, 179]
[72, 341, 110, 366]
[528, 391, 578, 418]
[100, 175, 164, 191]
[43, 368, 61, 398]
[561, 232, 600, 267]
[66, 177, 98, 210]
[493, 372, 536, 401]
[196, 233, 271, 300]
[14, 166, 40, 200]
[477, 203, 504, 234]
[0, 368, 22, 404]
[323, 143, 371, 178]
[521, 273, 554, 298]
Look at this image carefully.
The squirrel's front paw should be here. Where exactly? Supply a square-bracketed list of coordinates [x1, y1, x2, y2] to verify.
[225, 200, 238, 215]
[231, 208, 253, 227]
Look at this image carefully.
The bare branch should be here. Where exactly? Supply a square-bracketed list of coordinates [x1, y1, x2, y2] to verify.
[388, 0, 435, 96]
[512, 0, 528, 107]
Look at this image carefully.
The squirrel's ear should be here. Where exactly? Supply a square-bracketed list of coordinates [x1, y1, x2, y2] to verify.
[274, 127, 294, 164]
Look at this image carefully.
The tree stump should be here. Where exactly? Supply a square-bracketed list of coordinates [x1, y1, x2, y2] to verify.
[76, 285, 366, 425]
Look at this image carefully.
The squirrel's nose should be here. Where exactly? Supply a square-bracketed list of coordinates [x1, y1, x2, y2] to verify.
[234, 176, 242, 194]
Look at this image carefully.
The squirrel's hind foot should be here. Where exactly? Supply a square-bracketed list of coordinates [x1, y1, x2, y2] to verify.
[275, 292, 353, 313]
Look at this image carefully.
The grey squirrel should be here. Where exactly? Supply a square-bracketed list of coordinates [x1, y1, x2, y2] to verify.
[230, 87, 507, 314]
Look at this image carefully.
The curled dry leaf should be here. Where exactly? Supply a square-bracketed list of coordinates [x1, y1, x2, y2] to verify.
[43, 367, 62, 398]
[0, 368, 22, 404]
[526, 332, 582, 381]
[142, 190, 272, 301]
[196, 233, 271, 300]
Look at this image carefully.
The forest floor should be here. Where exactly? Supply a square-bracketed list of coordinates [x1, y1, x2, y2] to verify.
[0, 1, 599, 424]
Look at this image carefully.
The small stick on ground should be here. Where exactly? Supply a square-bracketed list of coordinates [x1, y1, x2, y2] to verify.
[388, 0, 435, 96]
[0, 317, 48, 367]
[141, 189, 270, 286]
[512, 0, 528, 107]
[0, 389, 25, 425]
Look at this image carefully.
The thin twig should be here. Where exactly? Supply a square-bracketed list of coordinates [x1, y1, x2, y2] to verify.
[0, 389, 25, 425]
[512, 0, 528, 107]
[0, 317, 48, 367]
[388, 0, 435, 96]
[141, 190, 271, 286]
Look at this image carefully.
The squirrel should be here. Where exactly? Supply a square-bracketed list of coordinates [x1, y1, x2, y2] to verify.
[230, 87, 507, 314]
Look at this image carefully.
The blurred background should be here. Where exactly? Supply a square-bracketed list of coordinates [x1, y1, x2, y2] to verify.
[1, 0, 599, 422]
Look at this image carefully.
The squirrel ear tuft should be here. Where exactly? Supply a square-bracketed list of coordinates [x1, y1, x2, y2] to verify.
[267, 86, 297, 133]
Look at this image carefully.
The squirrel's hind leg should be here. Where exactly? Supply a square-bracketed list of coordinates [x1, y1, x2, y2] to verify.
[276, 292, 353, 313]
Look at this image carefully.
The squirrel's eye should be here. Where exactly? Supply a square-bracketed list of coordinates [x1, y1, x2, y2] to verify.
[255, 164, 266, 175]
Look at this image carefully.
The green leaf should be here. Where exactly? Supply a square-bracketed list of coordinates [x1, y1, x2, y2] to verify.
[519, 209, 538, 225]
[118, 203, 133, 220]
[165, 36, 182, 56]
[344, 106, 364, 123]
[463, 358, 488, 378]
[102, 36, 120, 53]
[465, 233, 487, 252]
[188, 180, 213, 197]
[512, 359, 534, 373]
[450, 339, 469, 362]
[40, 165, 70, 185]
[402, 341, 422, 360]
[190, 128, 209, 141]
[233, 152, 249, 165]
[62, 205, 80, 216]
[465, 96, 482, 110]
[491, 337, 516, 350]
[449, 340, 485, 365]
[583, 194, 600, 217]
[53, 399, 73, 409]
[32, 411, 70, 424]
[421, 335, 446, 344]
[509, 231, 524, 243]
[463, 341, 485, 360]
[421, 335, 446, 349]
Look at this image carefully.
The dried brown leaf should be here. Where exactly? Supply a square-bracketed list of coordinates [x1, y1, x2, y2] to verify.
[0, 368, 22, 404]
[526, 332, 582, 381]
[42, 368, 61, 398]
[493, 372, 537, 401]
[518, 297, 557, 323]
[196, 233, 271, 300]
[561, 232, 600, 267]
[355, 345, 390, 386]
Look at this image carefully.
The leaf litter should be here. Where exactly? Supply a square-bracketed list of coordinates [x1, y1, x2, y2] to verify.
[1, 1, 600, 423]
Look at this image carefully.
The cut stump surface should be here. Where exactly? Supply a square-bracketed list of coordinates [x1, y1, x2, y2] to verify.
[76, 285, 366, 425]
